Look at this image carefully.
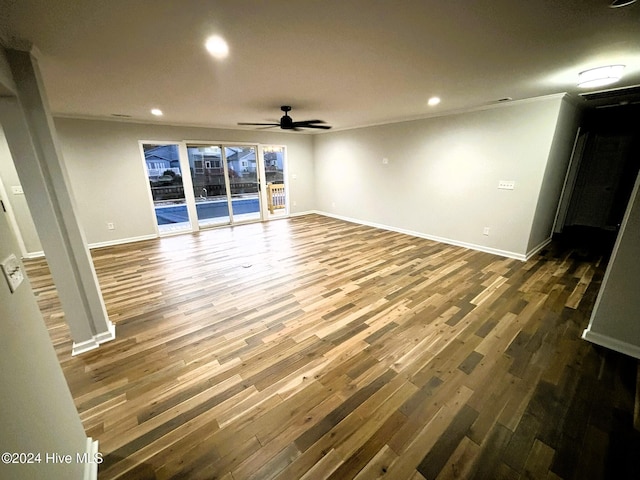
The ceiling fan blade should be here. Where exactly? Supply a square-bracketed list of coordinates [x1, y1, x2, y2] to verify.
[297, 124, 332, 130]
[237, 122, 280, 126]
[292, 120, 325, 125]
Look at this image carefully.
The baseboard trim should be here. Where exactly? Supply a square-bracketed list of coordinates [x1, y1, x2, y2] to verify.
[582, 328, 640, 360]
[525, 237, 553, 261]
[71, 338, 99, 356]
[95, 320, 116, 345]
[22, 234, 158, 259]
[72, 321, 116, 356]
[26, 214, 545, 263]
[289, 210, 315, 218]
[82, 437, 100, 480]
[314, 211, 528, 261]
[23, 250, 45, 259]
[89, 234, 157, 250]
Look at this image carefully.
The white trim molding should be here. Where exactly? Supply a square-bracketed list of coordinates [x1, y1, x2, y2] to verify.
[71, 338, 100, 356]
[82, 437, 100, 480]
[525, 237, 553, 261]
[72, 321, 116, 356]
[22, 234, 158, 259]
[23, 250, 45, 259]
[582, 328, 640, 360]
[88, 233, 157, 250]
[289, 210, 314, 218]
[314, 211, 528, 261]
[94, 320, 116, 344]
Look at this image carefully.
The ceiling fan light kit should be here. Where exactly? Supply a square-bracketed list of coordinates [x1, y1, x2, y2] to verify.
[238, 106, 332, 131]
[578, 65, 625, 88]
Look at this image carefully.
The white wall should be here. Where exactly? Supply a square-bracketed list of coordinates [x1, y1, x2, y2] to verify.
[27, 118, 315, 248]
[0, 127, 42, 254]
[527, 97, 581, 252]
[583, 171, 640, 359]
[313, 96, 564, 259]
[0, 194, 88, 480]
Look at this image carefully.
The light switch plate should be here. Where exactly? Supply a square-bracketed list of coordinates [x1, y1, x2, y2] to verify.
[1, 254, 24, 293]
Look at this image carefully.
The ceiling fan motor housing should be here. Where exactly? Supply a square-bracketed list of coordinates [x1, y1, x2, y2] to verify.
[280, 114, 294, 129]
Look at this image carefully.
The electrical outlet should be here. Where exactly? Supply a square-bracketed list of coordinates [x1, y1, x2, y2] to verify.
[483, 227, 490, 236]
[107, 222, 115, 230]
[11, 185, 23, 195]
[382, 157, 389, 164]
[1, 254, 24, 293]
[498, 180, 515, 190]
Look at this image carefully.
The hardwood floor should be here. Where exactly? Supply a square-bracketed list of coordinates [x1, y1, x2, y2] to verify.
[24, 214, 640, 479]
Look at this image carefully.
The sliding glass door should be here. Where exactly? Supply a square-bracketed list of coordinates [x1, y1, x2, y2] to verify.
[143, 141, 268, 234]
[225, 145, 261, 223]
[142, 143, 191, 234]
[187, 145, 230, 227]
[186, 144, 261, 227]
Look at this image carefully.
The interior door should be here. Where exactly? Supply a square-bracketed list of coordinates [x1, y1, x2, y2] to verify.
[565, 133, 635, 229]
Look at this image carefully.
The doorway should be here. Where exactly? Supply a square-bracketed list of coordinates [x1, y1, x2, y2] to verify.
[557, 103, 640, 257]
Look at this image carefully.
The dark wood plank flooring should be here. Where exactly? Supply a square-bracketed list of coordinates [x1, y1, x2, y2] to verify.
[24, 214, 640, 479]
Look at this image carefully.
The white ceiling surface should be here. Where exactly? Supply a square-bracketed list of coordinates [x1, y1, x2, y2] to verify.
[1, 0, 639, 132]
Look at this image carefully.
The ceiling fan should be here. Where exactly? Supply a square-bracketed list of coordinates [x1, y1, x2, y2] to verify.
[238, 106, 331, 131]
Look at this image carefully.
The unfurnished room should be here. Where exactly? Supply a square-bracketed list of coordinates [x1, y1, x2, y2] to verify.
[1, 1, 640, 479]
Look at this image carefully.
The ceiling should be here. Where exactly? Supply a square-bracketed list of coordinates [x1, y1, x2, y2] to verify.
[1, 0, 639, 132]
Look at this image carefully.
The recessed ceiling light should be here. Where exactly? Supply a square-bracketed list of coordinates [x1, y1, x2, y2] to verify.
[578, 65, 625, 88]
[428, 96, 441, 106]
[205, 35, 229, 59]
[151, 108, 163, 116]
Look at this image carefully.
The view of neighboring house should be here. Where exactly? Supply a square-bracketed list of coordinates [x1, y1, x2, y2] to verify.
[145, 144, 278, 185]
[143, 144, 181, 181]
[264, 148, 284, 183]
[227, 147, 256, 176]
[187, 146, 256, 180]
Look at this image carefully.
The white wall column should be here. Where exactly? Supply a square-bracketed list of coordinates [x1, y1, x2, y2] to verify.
[0, 48, 114, 355]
